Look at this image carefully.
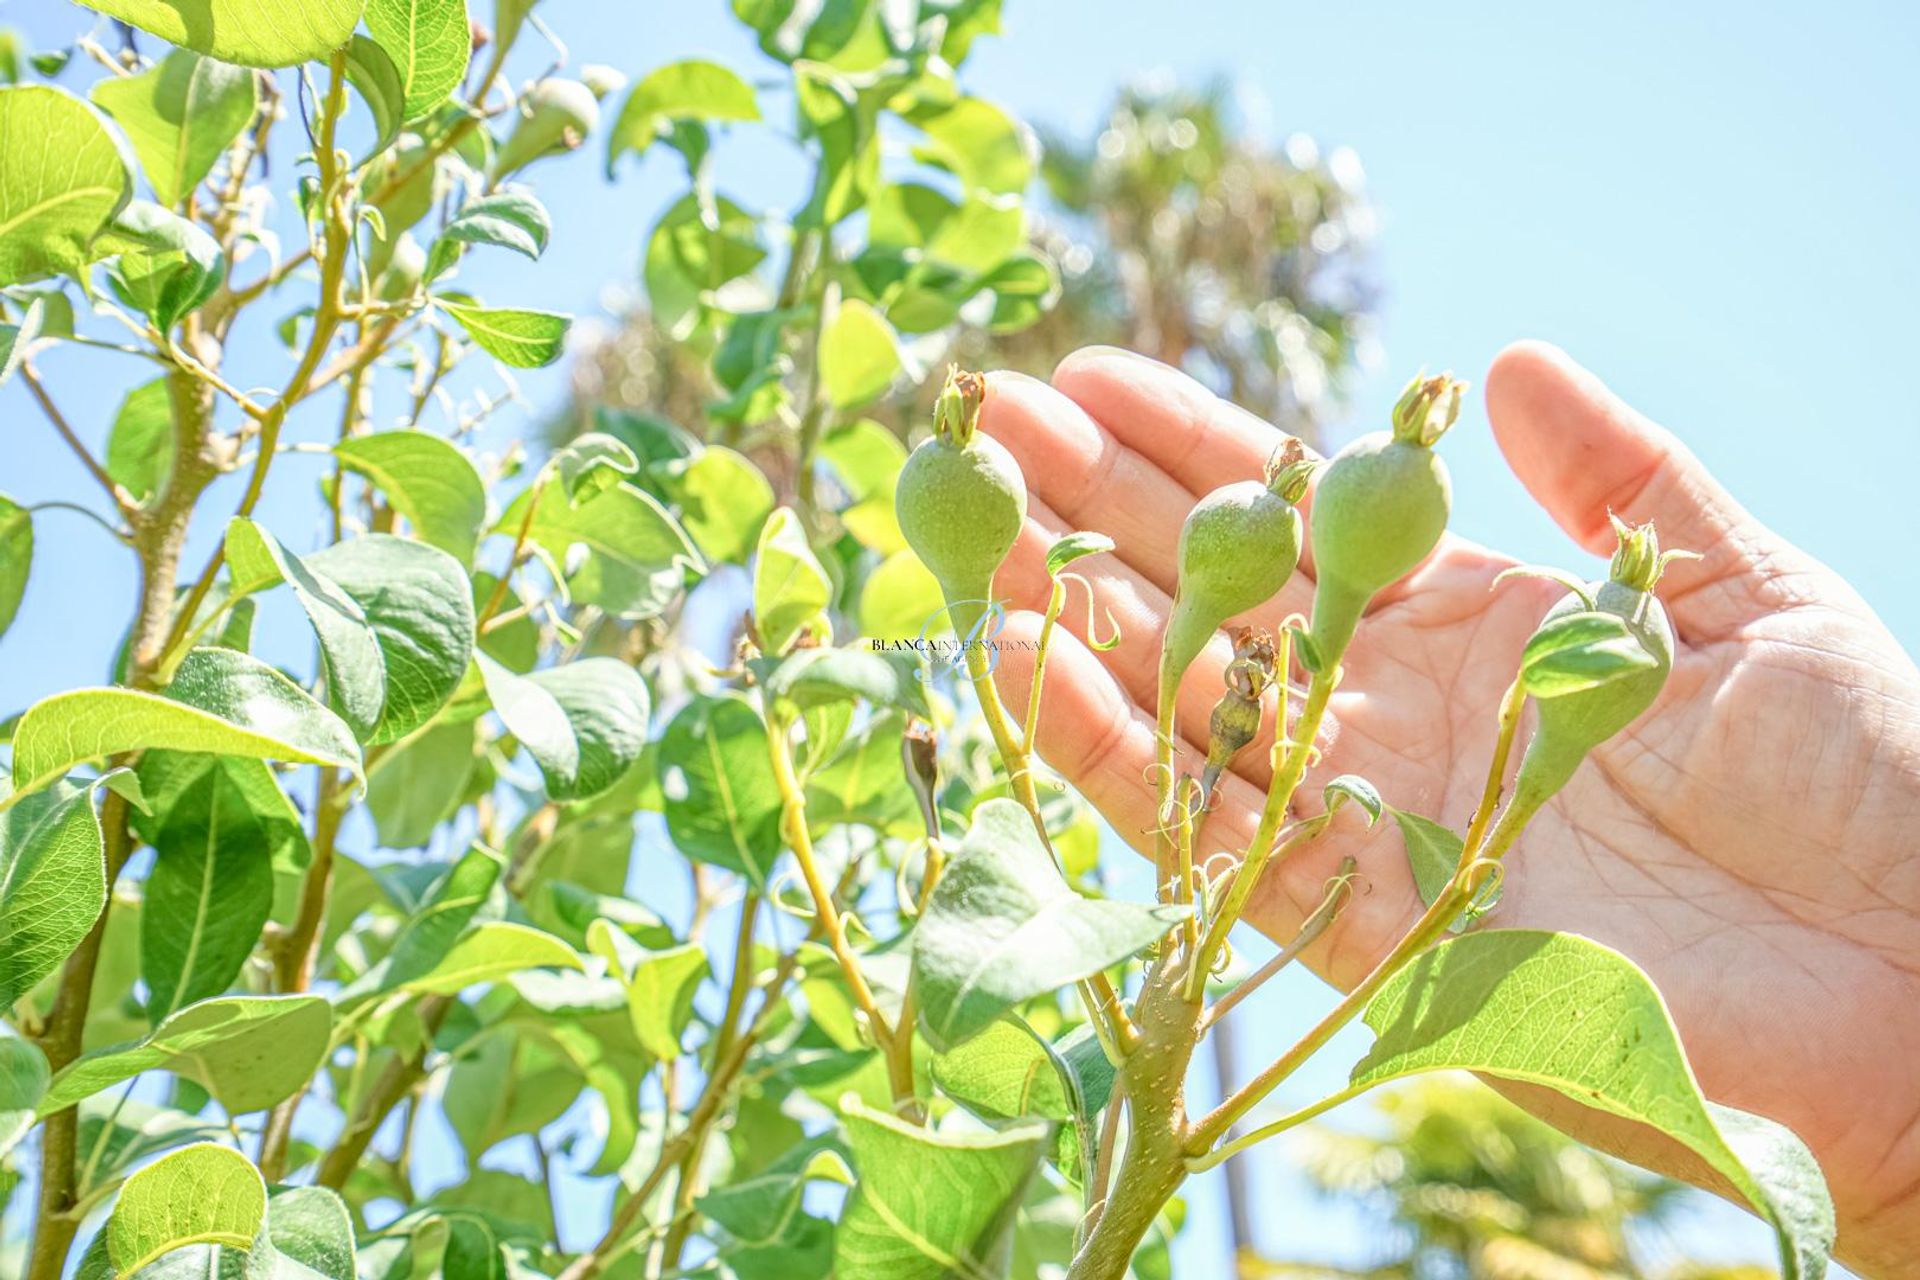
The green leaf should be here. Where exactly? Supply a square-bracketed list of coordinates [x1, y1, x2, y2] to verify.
[477, 655, 651, 801]
[105, 378, 173, 505]
[911, 96, 1032, 195]
[140, 763, 278, 1020]
[99, 199, 224, 330]
[71, 1099, 227, 1206]
[1044, 531, 1113, 578]
[399, 921, 580, 995]
[337, 844, 501, 1001]
[608, 58, 759, 172]
[225, 517, 386, 740]
[671, 444, 773, 565]
[334, 430, 487, 565]
[642, 192, 765, 339]
[506, 479, 704, 620]
[364, 0, 469, 120]
[836, 1096, 1049, 1280]
[658, 692, 781, 886]
[343, 34, 405, 160]
[0, 778, 105, 1010]
[429, 187, 549, 279]
[753, 506, 831, 654]
[547, 431, 638, 500]
[697, 1136, 848, 1251]
[858, 550, 944, 642]
[437, 298, 570, 367]
[0, 1031, 49, 1158]
[88, 50, 255, 209]
[803, 712, 915, 833]
[980, 249, 1058, 333]
[1351, 929, 1835, 1279]
[41, 994, 331, 1115]
[587, 921, 709, 1060]
[757, 647, 931, 720]
[107, 1142, 265, 1274]
[0, 493, 30, 640]
[306, 534, 476, 744]
[133, 751, 308, 874]
[74, 0, 362, 68]
[1387, 807, 1490, 934]
[366, 717, 474, 848]
[818, 298, 900, 407]
[1322, 774, 1382, 826]
[1520, 609, 1660, 698]
[0, 296, 45, 388]
[262, 1185, 355, 1280]
[3, 647, 362, 809]
[931, 1019, 1072, 1124]
[913, 799, 1187, 1051]
[0, 86, 131, 287]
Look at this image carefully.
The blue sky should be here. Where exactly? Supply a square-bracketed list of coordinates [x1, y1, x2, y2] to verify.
[4, 0, 1916, 1273]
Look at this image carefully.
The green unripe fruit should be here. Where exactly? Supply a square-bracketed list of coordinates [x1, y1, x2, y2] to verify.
[895, 369, 1026, 638]
[1307, 373, 1463, 663]
[1508, 518, 1684, 817]
[494, 78, 599, 178]
[1160, 445, 1310, 715]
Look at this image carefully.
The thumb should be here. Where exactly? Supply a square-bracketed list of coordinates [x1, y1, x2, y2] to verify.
[1485, 340, 1772, 638]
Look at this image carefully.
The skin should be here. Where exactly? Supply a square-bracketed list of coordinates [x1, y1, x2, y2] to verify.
[978, 342, 1920, 1277]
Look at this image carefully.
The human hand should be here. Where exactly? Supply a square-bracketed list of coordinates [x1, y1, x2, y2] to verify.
[983, 343, 1920, 1276]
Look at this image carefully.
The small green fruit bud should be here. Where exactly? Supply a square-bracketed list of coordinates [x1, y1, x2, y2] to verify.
[1510, 519, 1680, 811]
[1199, 628, 1278, 805]
[896, 369, 1026, 635]
[902, 718, 941, 835]
[1307, 375, 1460, 663]
[494, 78, 600, 178]
[1159, 443, 1307, 719]
[580, 64, 627, 101]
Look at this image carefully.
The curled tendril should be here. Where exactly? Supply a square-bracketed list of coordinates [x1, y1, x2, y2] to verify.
[1059, 571, 1122, 651]
[766, 871, 817, 922]
[1209, 938, 1235, 977]
[894, 841, 931, 919]
[1464, 855, 1506, 901]
[1142, 759, 1178, 792]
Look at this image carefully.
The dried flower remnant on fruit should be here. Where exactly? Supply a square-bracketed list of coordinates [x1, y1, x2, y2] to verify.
[933, 365, 988, 447]
[1199, 627, 1278, 806]
[1607, 512, 1698, 593]
[1264, 437, 1317, 503]
[1390, 371, 1466, 447]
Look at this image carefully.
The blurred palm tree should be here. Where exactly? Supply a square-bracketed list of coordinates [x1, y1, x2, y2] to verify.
[1242, 1077, 1767, 1280]
[972, 76, 1379, 447]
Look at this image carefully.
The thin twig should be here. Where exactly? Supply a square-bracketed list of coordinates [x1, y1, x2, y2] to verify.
[20, 365, 133, 516]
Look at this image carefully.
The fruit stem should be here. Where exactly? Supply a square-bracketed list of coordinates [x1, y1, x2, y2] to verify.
[960, 617, 1138, 1056]
[766, 708, 913, 1111]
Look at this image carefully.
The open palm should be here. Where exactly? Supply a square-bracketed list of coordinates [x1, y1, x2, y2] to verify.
[980, 343, 1920, 1277]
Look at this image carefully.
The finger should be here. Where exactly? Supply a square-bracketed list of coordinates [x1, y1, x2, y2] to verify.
[1484, 340, 1777, 639]
[980, 369, 1197, 597]
[1051, 346, 1322, 581]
